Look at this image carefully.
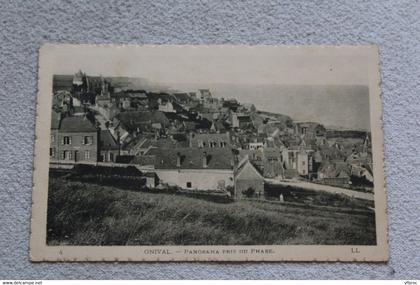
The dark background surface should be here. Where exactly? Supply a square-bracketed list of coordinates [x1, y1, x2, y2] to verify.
[0, 0, 419, 279]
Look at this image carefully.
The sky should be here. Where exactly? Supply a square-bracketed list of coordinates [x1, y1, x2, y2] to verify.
[48, 45, 373, 130]
[170, 83, 371, 131]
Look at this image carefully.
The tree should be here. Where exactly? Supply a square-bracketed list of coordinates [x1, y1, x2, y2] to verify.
[226, 185, 234, 197]
[243, 187, 255, 198]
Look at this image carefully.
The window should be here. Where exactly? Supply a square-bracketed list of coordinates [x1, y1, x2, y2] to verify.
[49, 148, 55, 158]
[109, 153, 114, 162]
[302, 161, 306, 166]
[186, 182, 192, 188]
[84, 150, 90, 159]
[63, 136, 71, 145]
[83, 136, 93, 145]
[50, 135, 55, 143]
[68, 151, 72, 160]
[302, 127, 307, 134]
[61, 150, 70, 160]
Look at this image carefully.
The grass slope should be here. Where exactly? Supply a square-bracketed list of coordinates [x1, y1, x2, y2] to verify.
[47, 178, 376, 246]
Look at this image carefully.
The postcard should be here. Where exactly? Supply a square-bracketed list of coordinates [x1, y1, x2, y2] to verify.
[30, 44, 388, 261]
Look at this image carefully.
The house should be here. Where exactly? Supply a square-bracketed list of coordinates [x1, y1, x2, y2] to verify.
[189, 132, 230, 148]
[241, 103, 256, 113]
[99, 130, 120, 162]
[234, 156, 265, 199]
[116, 94, 131, 109]
[97, 103, 120, 121]
[231, 113, 253, 129]
[350, 164, 374, 183]
[126, 91, 149, 108]
[145, 147, 235, 191]
[183, 121, 198, 132]
[130, 154, 156, 168]
[50, 115, 99, 163]
[172, 92, 191, 105]
[95, 93, 112, 109]
[49, 110, 61, 161]
[147, 92, 173, 109]
[112, 90, 148, 110]
[346, 151, 372, 166]
[317, 161, 351, 186]
[116, 111, 170, 134]
[238, 147, 284, 179]
[108, 118, 130, 145]
[295, 122, 327, 146]
[210, 120, 227, 133]
[198, 89, 212, 103]
[223, 99, 240, 111]
[248, 142, 264, 150]
[198, 111, 220, 121]
[52, 90, 74, 112]
[260, 147, 284, 179]
[281, 141, 314, 178]
[158, 100, 176, 113]
[127, 137, 153, 156]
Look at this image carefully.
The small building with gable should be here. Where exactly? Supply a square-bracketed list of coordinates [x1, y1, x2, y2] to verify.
[234, 156, 265, 199]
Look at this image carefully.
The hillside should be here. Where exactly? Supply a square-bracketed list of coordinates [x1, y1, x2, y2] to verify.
[47, 178, 376, 246]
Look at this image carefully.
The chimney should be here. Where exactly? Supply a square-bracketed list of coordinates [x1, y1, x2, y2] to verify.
[202, 151, 208, 168]
[176, 152, 181, 167]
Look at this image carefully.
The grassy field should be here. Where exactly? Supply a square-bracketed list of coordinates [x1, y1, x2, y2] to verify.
[47, 178, 376, 245]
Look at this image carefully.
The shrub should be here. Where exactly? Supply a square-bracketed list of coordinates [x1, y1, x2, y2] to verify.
[243, 187, 255, 198]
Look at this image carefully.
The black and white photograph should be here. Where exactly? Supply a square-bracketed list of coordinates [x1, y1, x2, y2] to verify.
[31, 45, 388, 261]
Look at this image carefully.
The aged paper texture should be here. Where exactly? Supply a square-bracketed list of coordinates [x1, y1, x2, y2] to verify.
[30, 44, 388, 261]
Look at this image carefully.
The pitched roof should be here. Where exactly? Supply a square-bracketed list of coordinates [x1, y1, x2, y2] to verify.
[72, 164, 142, 177]
[318, 161, 351, 178]
[147, 147, 234, 170]
[115, 155, 135, 164]
[190, 132, 230, 144]
[147, 92, 172, 102]
[173, 93, 190, 102]
[59, 116, 97, 133]
[117, 111, 170, 131]
[237, 115, 252, 122]
[130, 155, 156, 166]
[235, 156, 264, 180]
[100, 130, 119, 150]
[262, 147, 282, 159]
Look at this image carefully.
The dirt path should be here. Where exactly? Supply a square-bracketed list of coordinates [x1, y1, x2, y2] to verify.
[265, 179, 374, 201]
